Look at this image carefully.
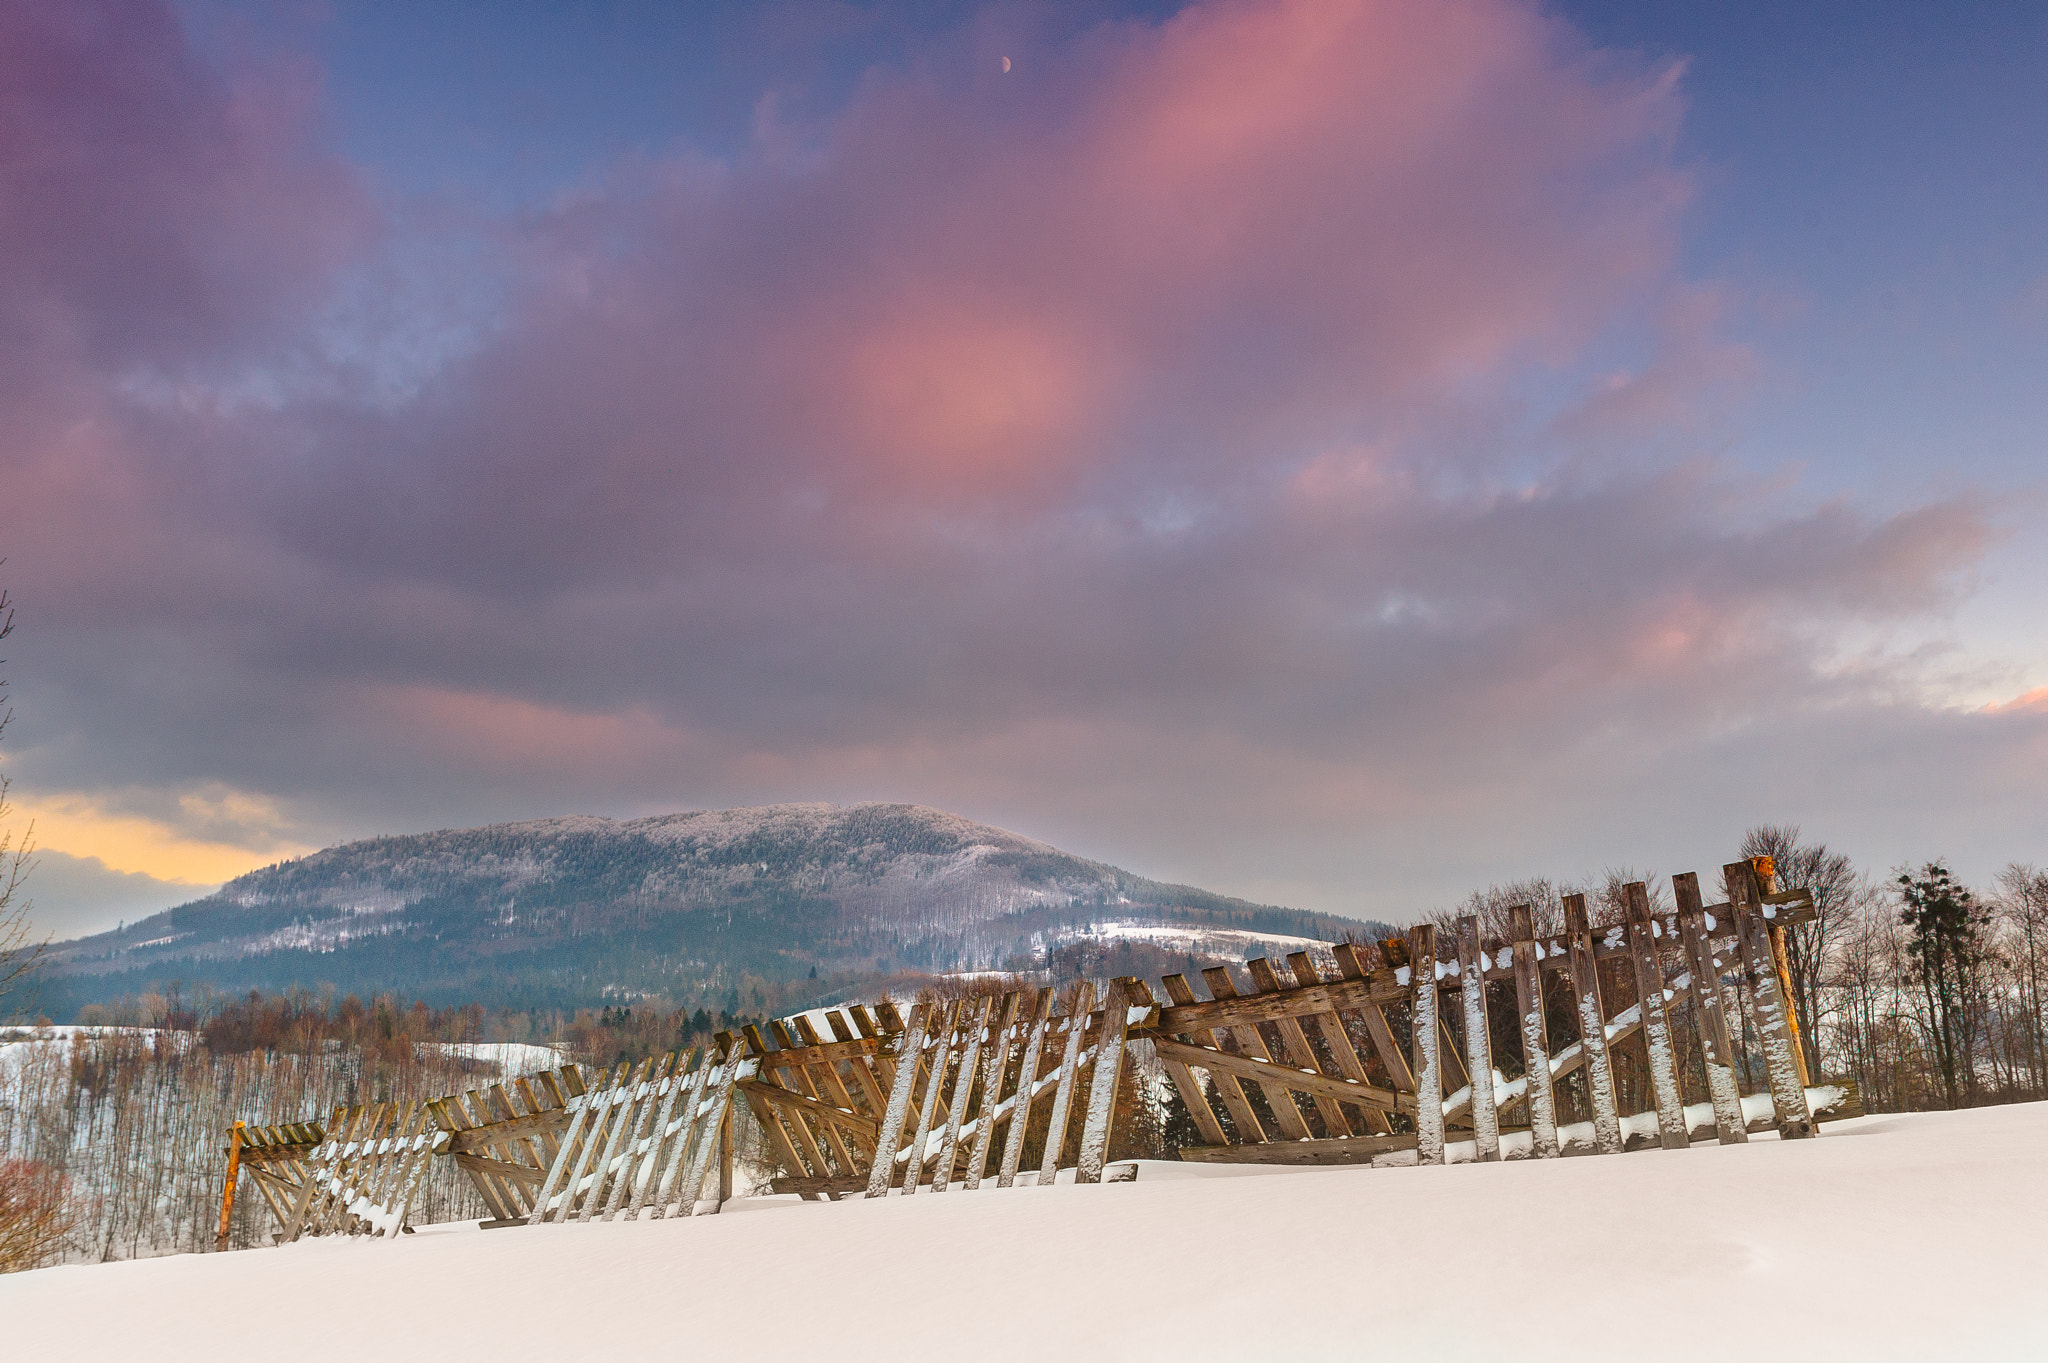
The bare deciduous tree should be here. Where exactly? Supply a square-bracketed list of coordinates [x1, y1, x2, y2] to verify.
[0, 584, 43, 1020]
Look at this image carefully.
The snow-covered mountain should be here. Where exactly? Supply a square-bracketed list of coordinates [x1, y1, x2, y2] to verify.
[40, 803, 1380, 1012]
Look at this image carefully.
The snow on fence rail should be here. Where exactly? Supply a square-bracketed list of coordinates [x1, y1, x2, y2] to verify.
[1139, 859, 1858, 1167]
[431, 1066, 586, 1225]
[217, 856, 1862, 1247]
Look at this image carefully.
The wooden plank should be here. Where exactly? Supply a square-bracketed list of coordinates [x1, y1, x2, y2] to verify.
[1247, 958, 1353, 1137]
[1509, 906, 1561, 1159]
[1675, 874, 1747, 1145]
[1287, 951, 1391, 1135]
[826, 1010, 891, 1119]
[603, 1054, 676, 1220]
[1134, 976, 1229, 1150]
[997, 988, 1054, 1188]
[1159, 973, 1267, 1144]
[754, 1032, 887, 1072]
[929, 995, 993, 1192]
[673, 1042, 746, 1216]
[1455, 916, 1501, 1162]
[1201, 966, 1314, 1142]
[615, 1051, 693, 1220]
[1332, 943, 1416, 1094]
[529, 1062, 613, 1224]
[767, 1022, 858, 1180]
[1155, 975, 1404, 1036]
[1409, 924, 1444, 1165]
[864, 1001, 931, 1198]
[578, 1059, 652, 1222]
[643, 1047, 718, 1217]
[1563, 894, 1623, 1155]
[964, 992, 1020, 1189]
[1038, 982, 1094, 1185]
[900, 1000, 960, 1197]
[1149, 1036, 1409, 1117]
[454, 1151, 544, 1187]
[1623, 882, 1690, 1151]
[739, 1076, 880, 1141]
[1175, 1133, 1416, 1166]
[1075, 979, 1133, 1184]
[1727, 862, 1814, 1139]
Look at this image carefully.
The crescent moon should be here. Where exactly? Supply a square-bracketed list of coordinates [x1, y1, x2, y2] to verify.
[1002, 56, 1011, 73]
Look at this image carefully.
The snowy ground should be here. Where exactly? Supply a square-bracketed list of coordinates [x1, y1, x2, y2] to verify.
[7, 1103, 2043, 1361]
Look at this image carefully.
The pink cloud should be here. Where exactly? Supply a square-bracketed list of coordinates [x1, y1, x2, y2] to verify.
[0, 0, 2030, 915]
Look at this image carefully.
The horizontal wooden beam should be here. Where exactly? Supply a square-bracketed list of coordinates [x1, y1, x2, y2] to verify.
[1148, 978, 1405, 1036]
[1176, 1133, 1417, 1166]
[748, 1033, 885, 1071]
[739, 1079, 880, 1141]
[452, 1152, 544, 1187]
[441, 1106, 571, 1152]
[1151, 1036, 1413, 1118]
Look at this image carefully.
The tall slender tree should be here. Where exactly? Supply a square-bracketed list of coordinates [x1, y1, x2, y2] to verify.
[1897, 863, 1991, 1109]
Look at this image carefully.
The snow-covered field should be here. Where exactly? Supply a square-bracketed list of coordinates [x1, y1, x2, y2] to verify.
[7, 1103, 2043, 1361]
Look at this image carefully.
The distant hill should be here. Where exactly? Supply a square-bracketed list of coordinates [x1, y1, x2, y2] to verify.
[34, 803, 1384, 1016]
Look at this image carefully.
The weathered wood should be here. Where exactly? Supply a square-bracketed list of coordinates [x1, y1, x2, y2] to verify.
[997, 988, 1054, 1187]
[1075, 979, 1133, 1184]
[929, 995, 993, 1192]
[964, 992, 1020, 1189]
[454, 1151, 544, 1187]
[901, 1000, 959, 1197]
[1248, 958, 1353, 1137]
[1727, 862, 1814, 1140]
[1409, 924, 1444, 1166]
[1623, 882, 1690, 1151]
[1755, 858, 1815, 1089]
[866, 1002, 930, 1198]
[1563, 894, 1623, 1155]
[528, 1063, 610, 1225]
[754, 1032, 887, 1072]
[673, 1041, 747, 1216]
[643, 1047, 718, 1216]
[1154, 975, 1405, 1038]
[1286, 951, 1392, 1134]
[1674, 874, 1747, 1145]
[1455, 916, 1501, 1162]
[1159, 973, 1267, 1143]
[1332, 943, 1416, 1094]
[740, 1077, 880, 1142]
[1508, 906, 1561, 1159]
[1149, 1038, 1408, 1115]
[1038, 982, 1094, 1185]
[1175, 1133, 1417, 1166]
[1201, 966, 1315, 1141]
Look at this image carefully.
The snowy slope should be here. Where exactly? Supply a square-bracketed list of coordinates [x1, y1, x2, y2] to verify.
[6, 1103, 2044, 1361]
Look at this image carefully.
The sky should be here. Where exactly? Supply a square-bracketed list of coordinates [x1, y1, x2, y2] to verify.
[2, 0, 2043, 940]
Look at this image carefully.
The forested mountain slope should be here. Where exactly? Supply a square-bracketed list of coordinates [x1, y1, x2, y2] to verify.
[36, 804, 1378, 1014]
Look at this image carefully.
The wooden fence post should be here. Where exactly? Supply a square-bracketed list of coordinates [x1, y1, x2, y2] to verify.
[1563, 894, 1623, 1154]
[1725, 862, 1814, 1140]
[866, 1001, 931, 1198]
[215, 1120, 244, 1250]
[1752, 856, 1814, 1089]
[1509, 907, 1560, 1158]
[1623, 883, 1690, 1151]
[1455, 916, 1501, 1162]
[1075, 979, 1134, 1184]
[1674, 873, 1747, 1145]
[997, 988, 1054, 1187]
[1408, 924, 1444, 1165]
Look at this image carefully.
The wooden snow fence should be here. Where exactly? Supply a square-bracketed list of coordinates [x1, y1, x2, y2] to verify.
[272, 1099, 440, 1240]
[855, 979, 1145, 1197]
[221, 1119, 326, 1241]
[430, 1065, 587, 1227]
[1136, 859, 1860, 1169]
[523, 1040, 746, 1224]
